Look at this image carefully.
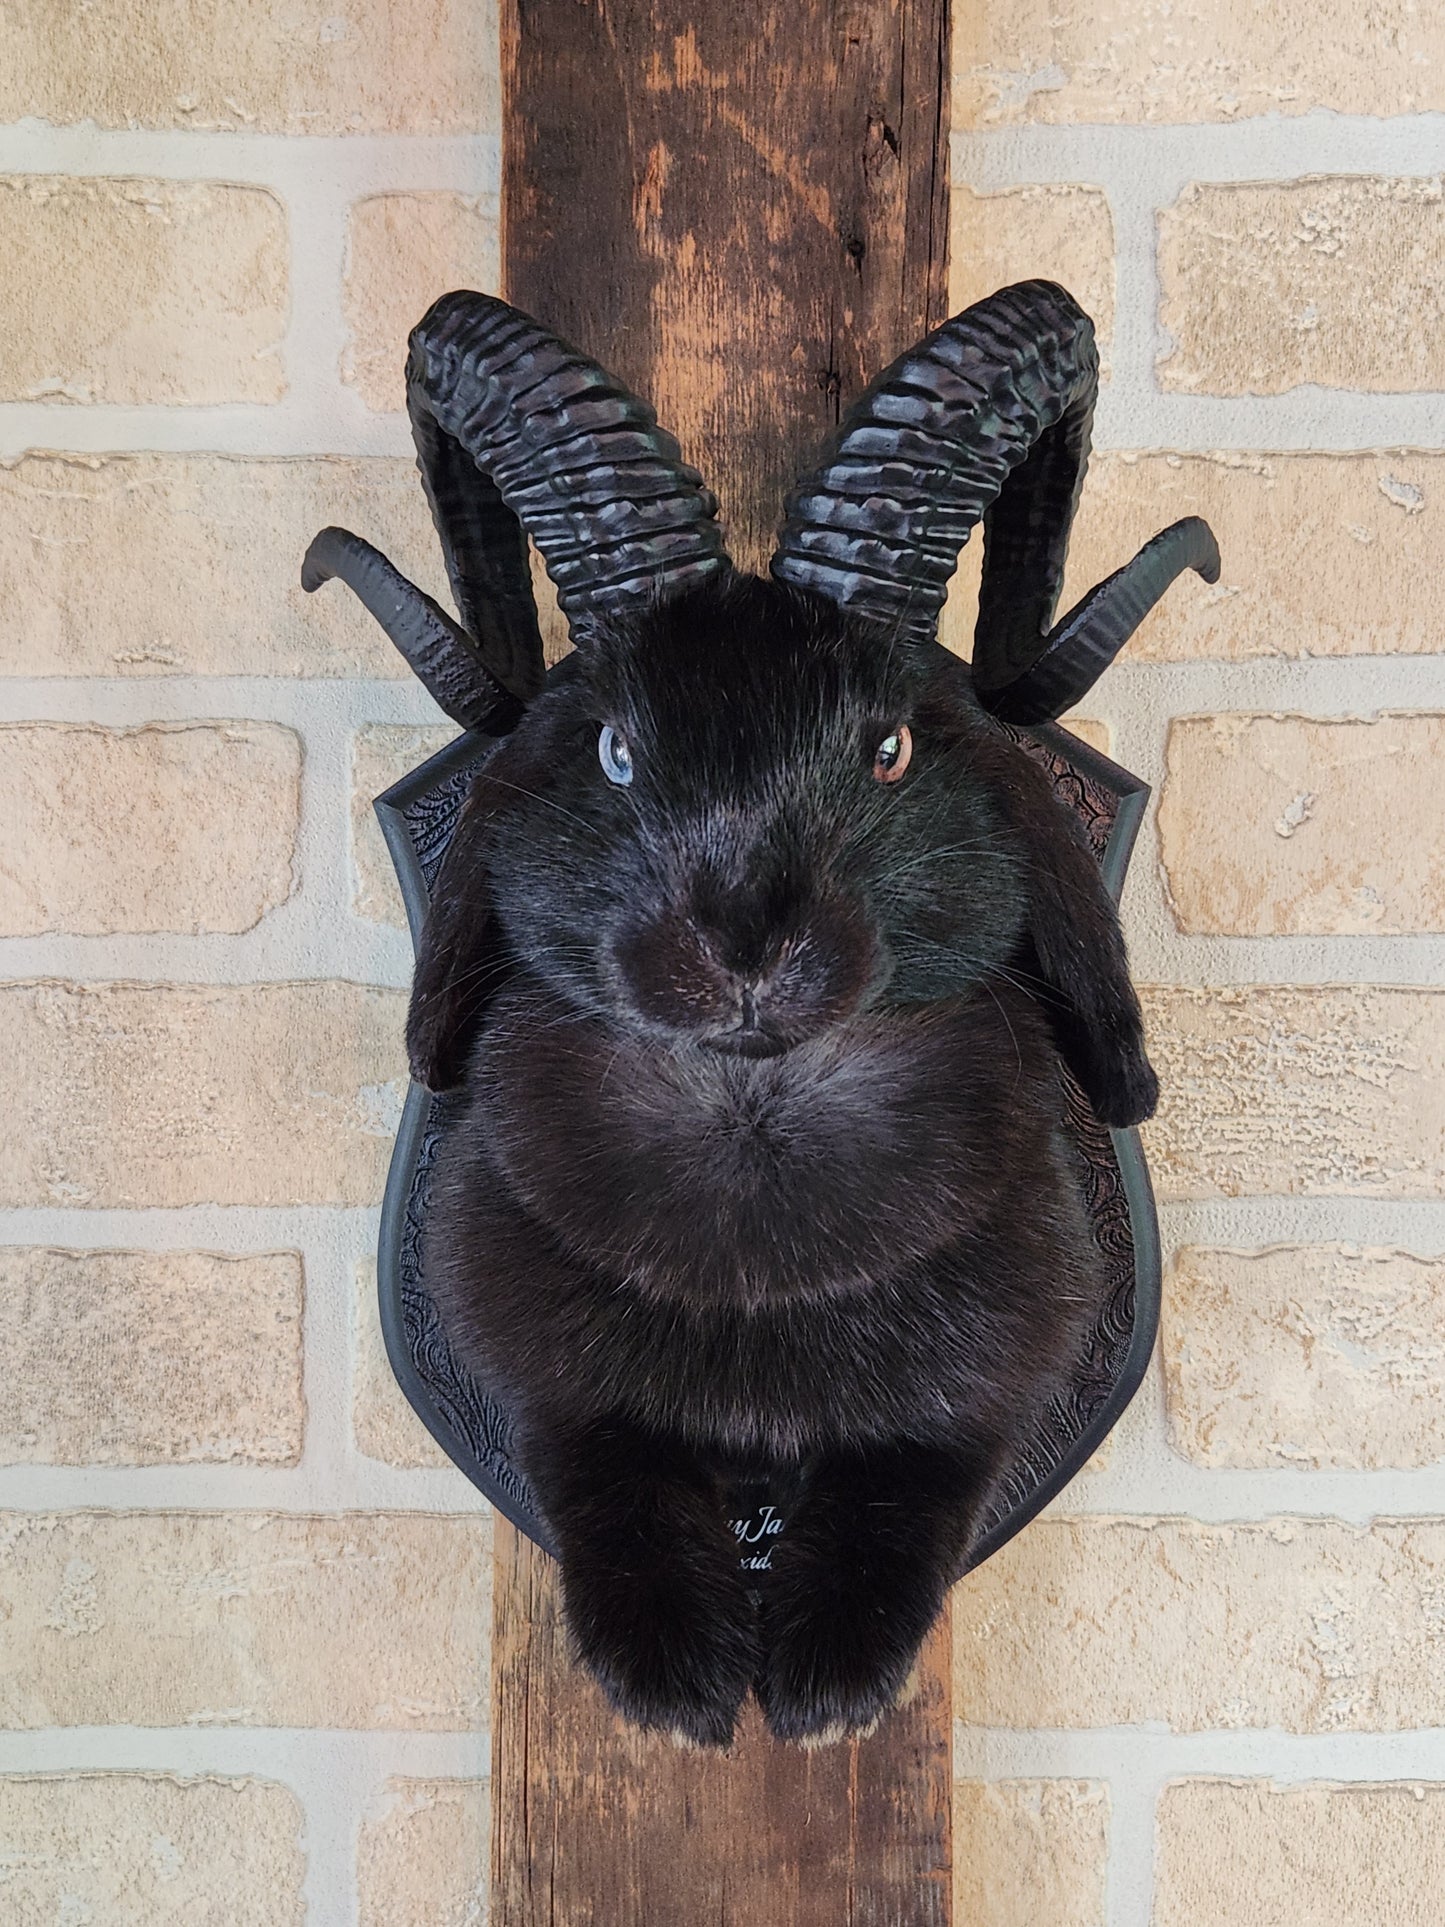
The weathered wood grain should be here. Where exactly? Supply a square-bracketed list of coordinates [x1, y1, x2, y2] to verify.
[503, 0, 950, 574]
[495, 5, 953, 1918]
[492, 1518, 953, 1925]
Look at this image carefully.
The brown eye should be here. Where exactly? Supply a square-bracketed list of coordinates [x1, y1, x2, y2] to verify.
[872, 724, 912, 784]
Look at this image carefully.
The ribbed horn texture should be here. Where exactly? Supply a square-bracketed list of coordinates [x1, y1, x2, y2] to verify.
[301, 526, 523, 733]
[980, 516, 1221, 725]
[407, 291, 732, 644]
[771, 281, 1097, 659]
[771, 279, 1220, 721]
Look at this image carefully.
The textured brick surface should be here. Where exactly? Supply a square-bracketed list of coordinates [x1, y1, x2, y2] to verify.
[1154, 1780, 1445, 1926]
[0, 453, 447, 679]
[354, 1259, 454, 1470]
[1141, 986, 1445, 1200]
[0, 1773, 305, 1924]
[0, 0, 500, 135]
[952, 0, 1445, 126]
[1159, 179, 1445, 395]
[0, 1512, 489, 1729]
[343, 193, 501, 411]
[951, 185, 1114, 371]
[0, 980, 406, 1208]
[1052, 451, 1445, 662]
[351, 724, 456, 925]
[1163, 1245, 1445, 1471]
[0, 177, 286, 405]
[1059, 717, 1110, 755]
[357, 1778, 489, 1927]
[1158, 714, 1445, 936]
[953, 1781, 1108, 1926]
[954, 1516, 1445, 1731]
[0, 722, 300, 935]
[0, 1248, 304, 1467]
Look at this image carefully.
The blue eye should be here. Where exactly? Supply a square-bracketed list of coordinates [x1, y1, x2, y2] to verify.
[598, 724, 634, 787]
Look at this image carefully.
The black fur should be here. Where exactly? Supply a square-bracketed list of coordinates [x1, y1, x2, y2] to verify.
[416, 574, 1157, 1746]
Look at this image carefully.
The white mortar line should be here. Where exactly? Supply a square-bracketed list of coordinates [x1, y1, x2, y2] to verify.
[953, 1724, 1445, 1781]
[951, 113, 1445, 193]
[1103, 1764, 1160, 1927]
[0, 126, 502, 189]
[1155, 1196, 1445, 1249]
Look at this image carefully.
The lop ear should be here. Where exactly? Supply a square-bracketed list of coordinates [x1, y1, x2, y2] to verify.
[990, 737, 1158, 1128]
[406, 719, 556, 1092]
[406, 771, 511, 1093]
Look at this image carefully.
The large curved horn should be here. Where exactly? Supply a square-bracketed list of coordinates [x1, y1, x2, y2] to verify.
[771, 280, 1218, 721]
[407, 291, 732, 646]
[301, 527, 523, 733]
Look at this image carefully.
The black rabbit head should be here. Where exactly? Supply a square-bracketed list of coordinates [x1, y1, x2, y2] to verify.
[453, 573, 1034, 1060]
[303, 282, 1218, 1120]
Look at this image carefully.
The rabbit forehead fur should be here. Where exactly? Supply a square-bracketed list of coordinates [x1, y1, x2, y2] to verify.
[480, 572, 1032, 1036]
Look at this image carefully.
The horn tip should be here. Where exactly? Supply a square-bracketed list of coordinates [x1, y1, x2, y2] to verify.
[300, 525, 353, 595]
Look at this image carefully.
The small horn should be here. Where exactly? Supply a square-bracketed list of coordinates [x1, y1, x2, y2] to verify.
[978, 517, 1221, 724]
[301, 526, 523, 733]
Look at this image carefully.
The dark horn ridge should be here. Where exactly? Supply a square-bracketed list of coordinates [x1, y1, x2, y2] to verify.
[301, 526, 523, 734]
[771, 281, 1096, 653]
[771, 279, 1219, 721]
[407, 292, 732, 646]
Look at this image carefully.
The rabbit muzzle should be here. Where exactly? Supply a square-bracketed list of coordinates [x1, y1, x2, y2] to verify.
[612, 887, 880, 1057]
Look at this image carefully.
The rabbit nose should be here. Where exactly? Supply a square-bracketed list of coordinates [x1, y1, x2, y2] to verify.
[691, 873, 795, 982]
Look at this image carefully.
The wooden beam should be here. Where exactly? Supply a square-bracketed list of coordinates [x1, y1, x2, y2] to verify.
[495, 5, 953, 1919]
[493, 1520, 953, 1925]
[502, 0, 949, 574]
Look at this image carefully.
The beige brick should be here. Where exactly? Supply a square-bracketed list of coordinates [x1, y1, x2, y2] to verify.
[344, 194, 501, 412]
[1159, 179, 1445, 396]
[1059, 717, 1110, 756]
[1159, 714, 1445, 936]
[0, 1511, 488, 1728]
[1155, 1780, 1445, 1927]
[953, 0, 1445, 126]
[0, 722, 300, 936]
[0, 981, 405, 1209]
[1141, 986, 1445, 1200]
[952, 185, 1114, 373]
[0, 1773, 304, 1924]
[352, 725, 456, 925]
[1051, 451, 1445, 663]
[357, 1778, 489, 1927]
[0, 453, 451, 679]
[953, 1781, 1108, 1927]
[954, 1516, 1445, 1731]
[0, 178, 286, 405]
[0, 1248, 304, 1467]
[1, 0, 499, 135]
[1164, 1245, 1445, 1472]
[354, 1259, 453, 1470]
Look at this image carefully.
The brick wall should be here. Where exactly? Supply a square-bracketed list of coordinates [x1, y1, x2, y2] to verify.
[0, 6, 502, 1920]
[2, 5, 1443, 1921]
[948, 5, 1445, 1921]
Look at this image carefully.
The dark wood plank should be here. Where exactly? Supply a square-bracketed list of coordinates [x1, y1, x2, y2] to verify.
[492, 1518, 953, 1926]
[503, 0, 950, 573]
[495, 5, 953, 1918]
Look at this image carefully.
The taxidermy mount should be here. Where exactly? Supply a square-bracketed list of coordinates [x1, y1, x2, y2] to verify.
[303, 278, 1219, 1748]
